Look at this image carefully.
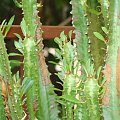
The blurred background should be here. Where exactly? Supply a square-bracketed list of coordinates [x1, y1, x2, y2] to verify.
[0, 0, 72, 25]
[0, 0, 72, 95]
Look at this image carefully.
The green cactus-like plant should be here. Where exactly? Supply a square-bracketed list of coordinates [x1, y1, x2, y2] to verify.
[102, 1, 120, 120]
[70, 0, 105, 119]
[14, 0, 59, 120]
[0, 0, 59, 119]
[0, 16, 18, 120]
[0, 18, 35, 119]
[86, 0, 107, 73]
[71, 0, 120, 120]
[54, 31, 80, 120]
[53, 32, 104, 120]
[0, 16, 26, 120]
[0, 0, 120, 120]
[22, 1, 59, 120]
[70, 0, 90, 66]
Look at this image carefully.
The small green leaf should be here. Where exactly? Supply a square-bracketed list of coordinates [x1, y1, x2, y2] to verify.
[4, 16, 15, 36]
[10, 60, 22, 69]
[89, 8, 101, 15]
[20, 77, 33, 98]
[60, 31, 66, 41]
[54, 37, 60, 44]
[0, 19, 6, 29]
[9, 53, 23, 57]
[56, 99, 66, 106]
[56, 81, 63, 86]
[53, 88, 63, 92]
[20, 19, 27, 36]
[48, 61, 58, 65]
[101, 27, 108, 34]
[93, 32, 105, 42]
[60, 31, 66, 42]
[1, 22, 7, 34]
[54, 37, 63, 49]
[55, 73, 64, 81]
[60, 95, 80, 104]
[13, 0, 22, 8]
[14, 40, 23, 54]
[14, 33, 23, 42]
[55, 48, 62, 58]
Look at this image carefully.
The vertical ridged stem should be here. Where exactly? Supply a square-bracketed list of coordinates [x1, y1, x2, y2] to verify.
[99, 0, 110, 29]
[0, 27, 25, 119]
[103, 1, 120, 119]
[71, 0, 106, 119]
[86, 0, 106, 76]
[23, 38, 37, 119]
[54, 32, 80, 120]
[21, 0, 39, 119]
[71, 0, 90, 66]
[0, 29, 17, 119]
[22, 0, 59, 120]
[0, 30, 12, 83]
